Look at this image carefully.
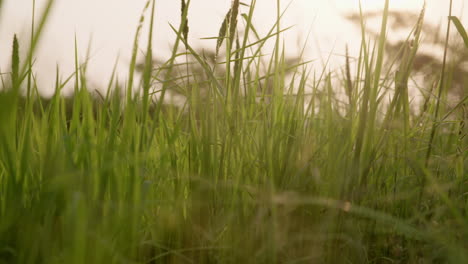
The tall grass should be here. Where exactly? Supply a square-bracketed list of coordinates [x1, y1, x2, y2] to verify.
[0, 0, 466, 263]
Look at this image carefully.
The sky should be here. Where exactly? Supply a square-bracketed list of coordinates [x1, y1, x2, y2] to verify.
[0, 0, 466, 95]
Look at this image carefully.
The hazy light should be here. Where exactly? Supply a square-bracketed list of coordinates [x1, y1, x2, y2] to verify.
[0, 0, 466, 93]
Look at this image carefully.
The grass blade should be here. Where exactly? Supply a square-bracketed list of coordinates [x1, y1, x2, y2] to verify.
[449, 16, 468, 49]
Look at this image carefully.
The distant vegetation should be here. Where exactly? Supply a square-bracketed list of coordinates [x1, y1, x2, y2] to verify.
[346, 9, 468, 98]
[0, 0, 466, 263]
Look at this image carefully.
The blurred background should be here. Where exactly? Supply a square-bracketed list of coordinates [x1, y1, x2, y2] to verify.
[0, 0, 466, 96]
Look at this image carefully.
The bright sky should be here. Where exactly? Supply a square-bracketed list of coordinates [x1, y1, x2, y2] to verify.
[0, 0, 466, 94]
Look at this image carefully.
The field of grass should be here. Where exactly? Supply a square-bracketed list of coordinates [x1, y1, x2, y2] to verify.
[0, 0, 467, 263]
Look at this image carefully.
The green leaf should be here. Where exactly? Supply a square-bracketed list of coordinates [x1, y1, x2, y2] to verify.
[449, 16, 468, 49]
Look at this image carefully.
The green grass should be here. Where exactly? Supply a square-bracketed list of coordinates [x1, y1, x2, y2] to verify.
[0, 0, 467, 263]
